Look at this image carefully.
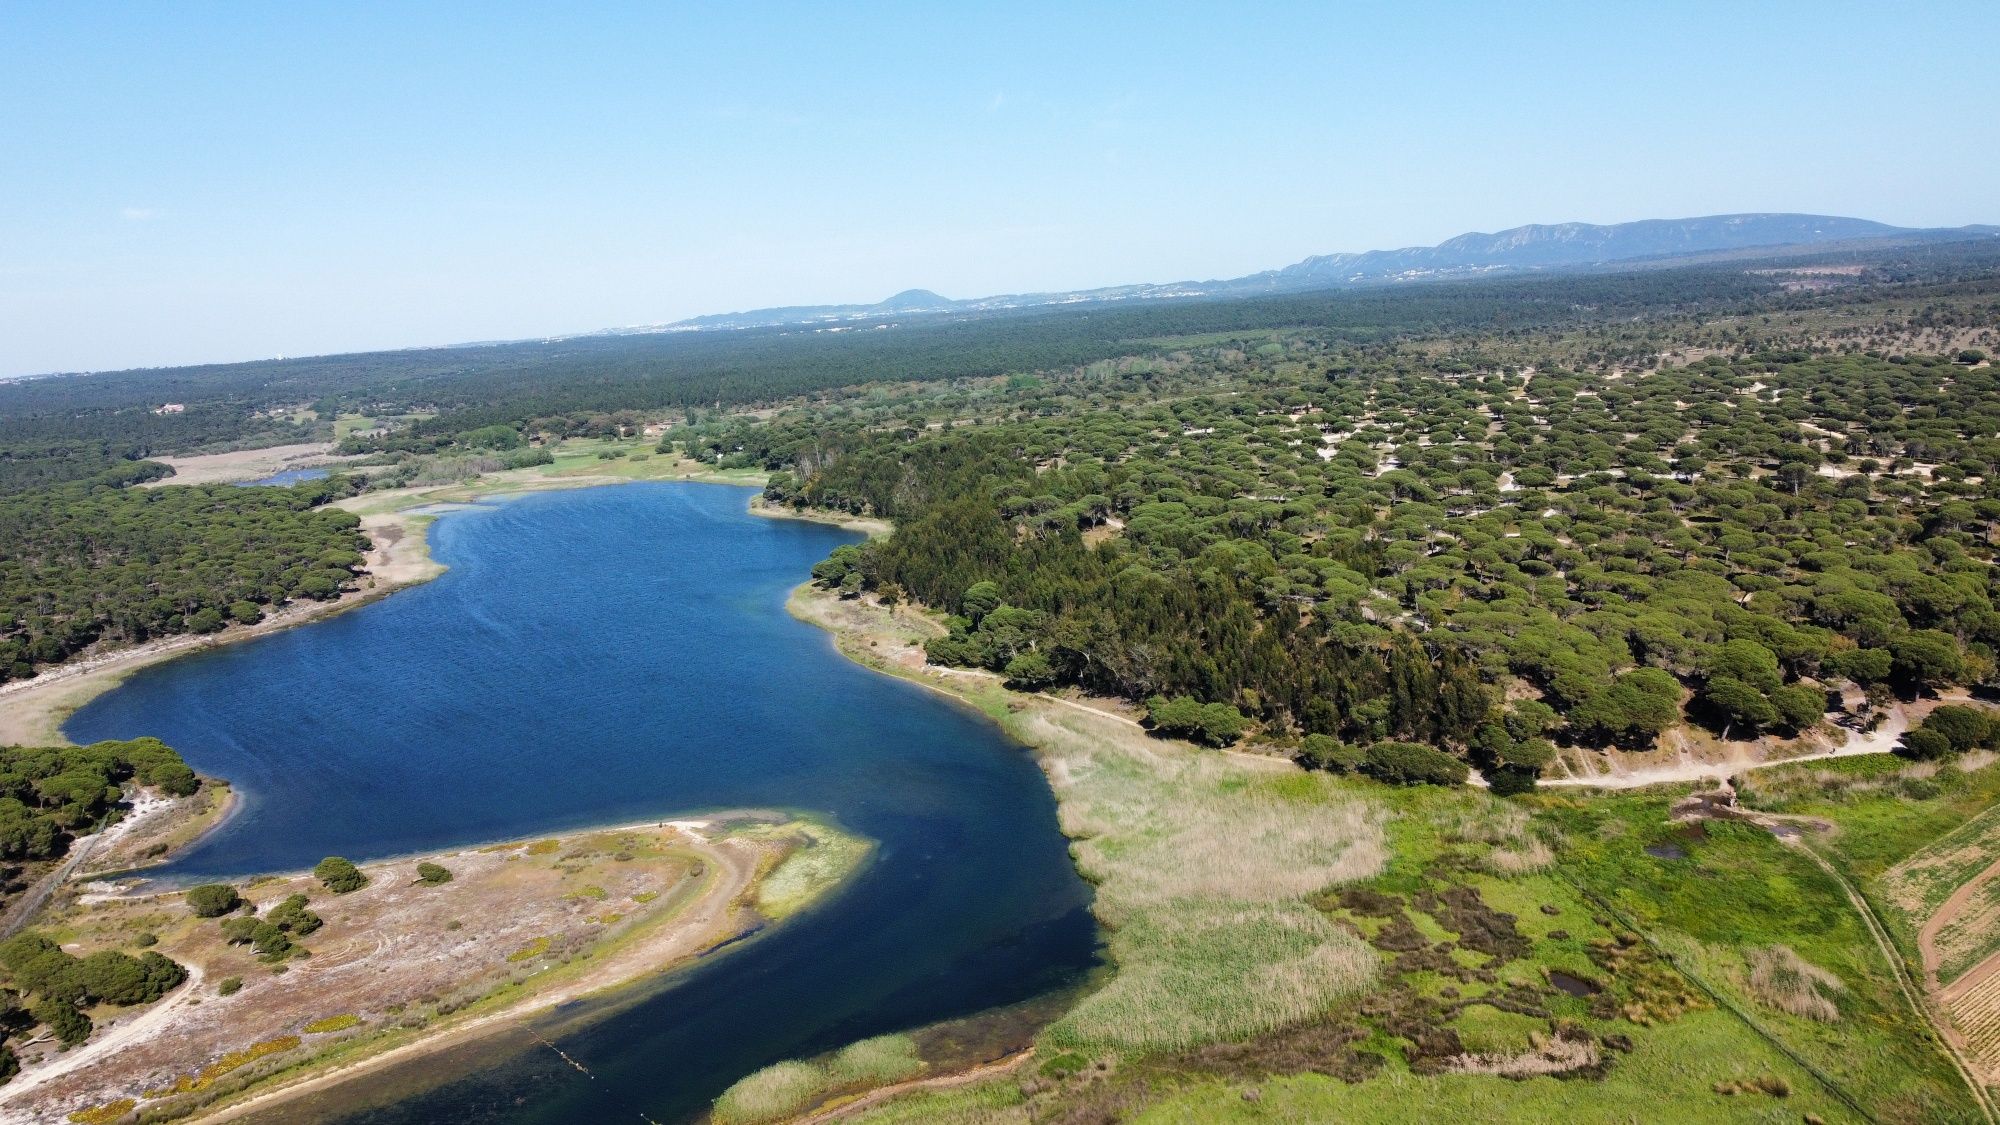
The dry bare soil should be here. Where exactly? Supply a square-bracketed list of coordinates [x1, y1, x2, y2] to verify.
[1, 815, 859, 1124]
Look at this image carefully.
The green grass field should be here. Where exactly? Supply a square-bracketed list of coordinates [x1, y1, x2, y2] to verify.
[1539, 786, 1980, 1123]
[1741, 753, 2000, 980]
[785, 593, 1993, 1125]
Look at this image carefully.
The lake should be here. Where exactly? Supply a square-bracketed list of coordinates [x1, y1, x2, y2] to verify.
[66, 483, 1098, 1123]
[235, 467, 332, 487]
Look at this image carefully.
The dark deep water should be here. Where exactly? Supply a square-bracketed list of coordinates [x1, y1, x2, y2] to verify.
[66, 483, 1097, 1123]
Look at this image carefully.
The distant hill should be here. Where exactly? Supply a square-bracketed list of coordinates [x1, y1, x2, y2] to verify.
[610, 213, 1996, 334]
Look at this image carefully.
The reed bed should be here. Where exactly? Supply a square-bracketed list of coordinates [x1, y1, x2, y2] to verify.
[713, 1035, 924, 1124]
[1743, 944, 1847, 1022]
[1019, 708, 1388, 1049]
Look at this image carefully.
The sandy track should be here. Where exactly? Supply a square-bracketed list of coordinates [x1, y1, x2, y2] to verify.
[1, 964, 207, 1106]
[796, 1049, 1033, 1124]
[1542, 707, 1911, 790]
[0, 793, 175, 940]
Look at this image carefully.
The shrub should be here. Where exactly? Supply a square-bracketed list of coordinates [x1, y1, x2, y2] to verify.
[313, 856, 367, 894]
[416, 862, 453, 885]
[1900, 728, 1954, 761]
[1002, 651, 1056, 689]
[66, 1098, 134, 1125]
[217, 976, 243, 996]
[1145, 695, 1249, 747]
[1499, 736, 1556, 770]
[1298, 733, 1365, 773]
[186, 883, 242, 918]
[1486, 764, 1539, 796]
[1923, 705, 1995, 754]
[1196, 702, 1248, 746]
[73, 950, 185, 1005]
[303, 1013, 362, 1034]
[1360, 742, 1468, 787]
[500, 447, 554, 470]
[250, 923, 296, 961]
[32, 998, 90, 1045]
[266, 894, 323, 936]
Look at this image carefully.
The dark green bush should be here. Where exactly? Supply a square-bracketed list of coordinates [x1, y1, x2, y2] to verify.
[314, 856, 367, 894]
[1360, 742, 1469, 787]
[186, 883, 242, 918]
[1298, 734, 1366, 773]
[1900, 727, 1953, 761]
[31, 998, 89, 1046]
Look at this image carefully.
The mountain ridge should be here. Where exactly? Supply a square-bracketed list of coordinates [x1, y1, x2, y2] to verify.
[607, 213, 1996, 336]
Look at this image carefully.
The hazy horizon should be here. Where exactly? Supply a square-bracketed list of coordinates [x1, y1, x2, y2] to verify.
[6, 2, 1997, 377]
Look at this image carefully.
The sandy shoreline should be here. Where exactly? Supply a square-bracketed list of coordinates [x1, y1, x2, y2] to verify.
[187, 817, 774, 1125]
[0, 507, 442, 748]
[0, 468, 880, 752]
[749, 496, 894, 538]
[5, 812, 851, 1124]
[0, 474, 901, 1124]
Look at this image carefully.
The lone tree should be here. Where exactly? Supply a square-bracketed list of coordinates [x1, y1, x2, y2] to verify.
[416, 862, 453, 885]
[313, 856, 367, 894]
[185, 883, 241, 918]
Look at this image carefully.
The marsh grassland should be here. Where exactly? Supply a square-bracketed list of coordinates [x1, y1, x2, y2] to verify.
[780, 585, 1993, 1125]
[1742, 754, 2000, 1092]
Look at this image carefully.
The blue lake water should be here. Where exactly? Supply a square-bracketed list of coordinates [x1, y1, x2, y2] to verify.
[235, 467, 331, 487]
[66, 483, 1097, 1123]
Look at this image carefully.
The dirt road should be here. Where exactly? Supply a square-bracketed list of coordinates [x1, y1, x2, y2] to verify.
[1542, 708, 1910, 790]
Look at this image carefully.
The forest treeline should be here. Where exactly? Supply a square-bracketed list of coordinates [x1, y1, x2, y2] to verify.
[3, 239, 1994, 489]
[752, 345, 2000, 784]
[0, 738, 198, 862]
[0, 476, 367, 681]
[2, 240, 1998, 740]
[0, 736, 202, 1070]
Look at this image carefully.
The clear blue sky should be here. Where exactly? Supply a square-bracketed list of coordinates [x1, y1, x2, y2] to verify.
[4, 2, 1996, 376]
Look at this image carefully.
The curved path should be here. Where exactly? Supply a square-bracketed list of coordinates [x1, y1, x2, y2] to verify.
[1745, 807, 1998, 1123]
[796, 1050, 1033, 1124]
[1542, 708, 1910, 790]
[2, 964, 207, 1106]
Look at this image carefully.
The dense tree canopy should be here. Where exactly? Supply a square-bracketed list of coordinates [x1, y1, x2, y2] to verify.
[0, 738, 198, 862]
[0, 476, 366, 680]
[768, 343, 2000, 780]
